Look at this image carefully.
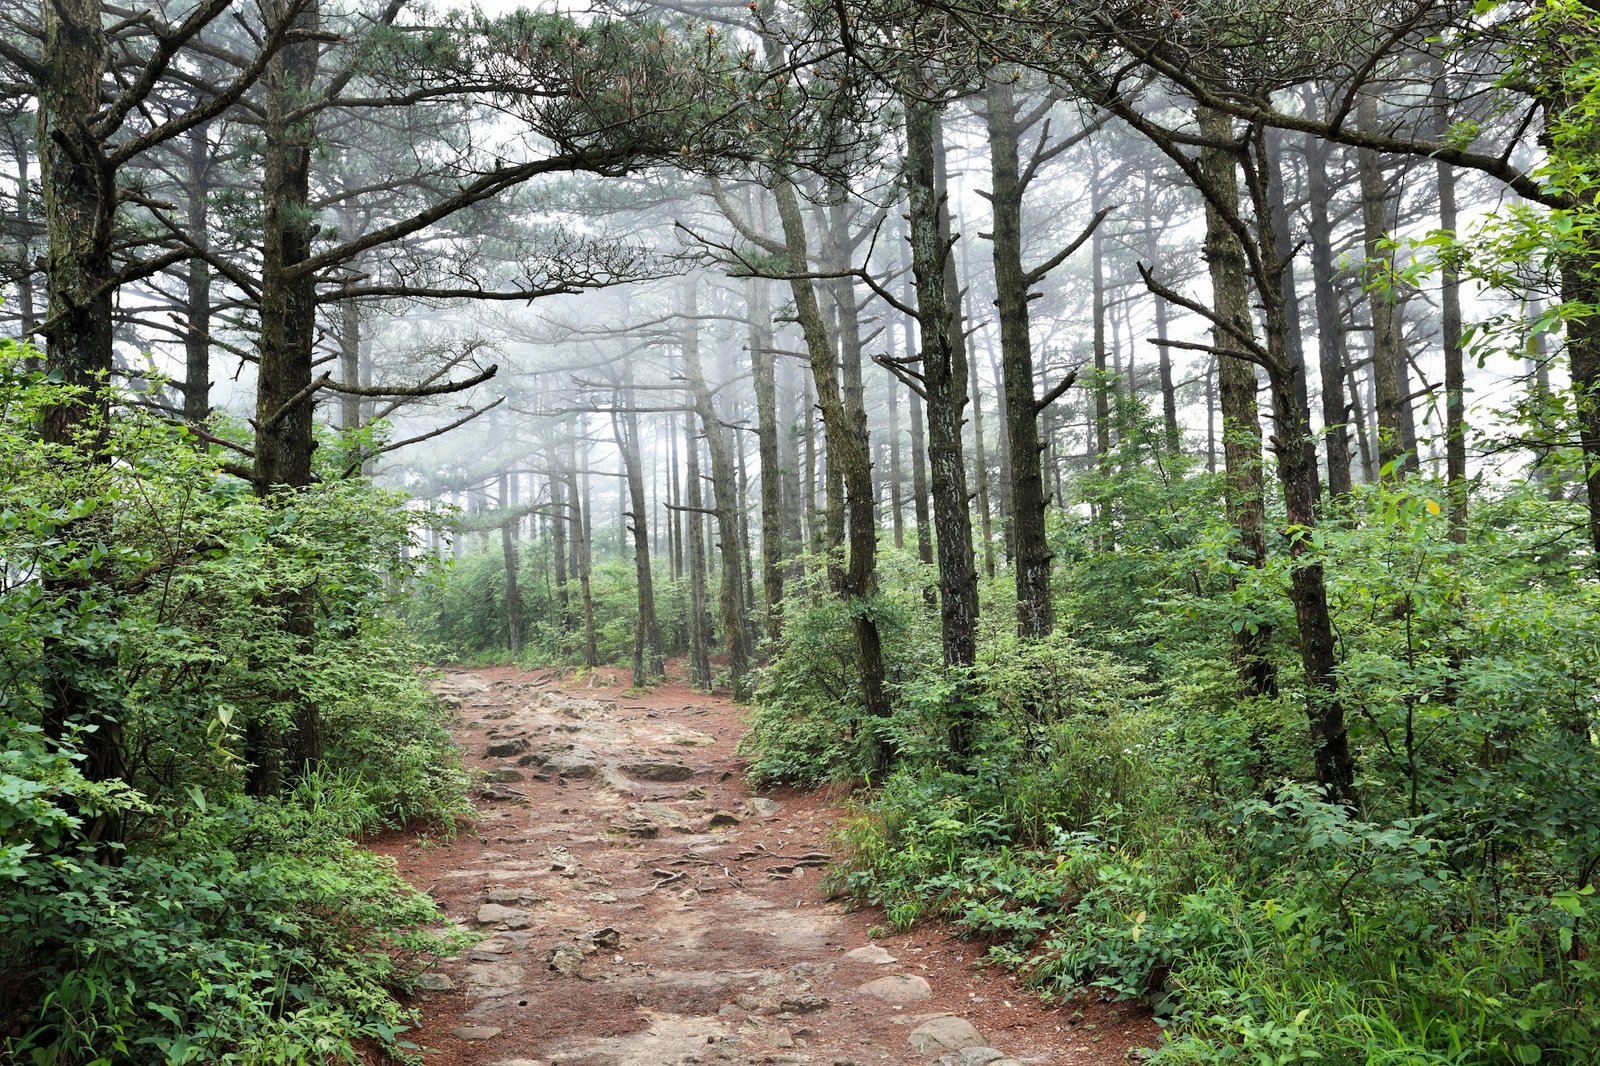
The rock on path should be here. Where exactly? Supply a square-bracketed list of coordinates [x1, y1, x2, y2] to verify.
[377, 666, 1156, 1065]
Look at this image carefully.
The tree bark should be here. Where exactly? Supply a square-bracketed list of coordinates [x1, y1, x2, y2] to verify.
[983, 70, 1057, 637]
[773, 179, 892, 765]
[500, 475, 524, 656]
[1357, 100, 1417, 477]
[684, 410, 713, 690]
[682, 283, 751, 700]
[748, 274, 786, 645]
[611, 382, 665, 685]
[905, 92, 980, 755]
[248, 0, 323, 795]
[1304, 134, 1355, 499]
[1200, 108, 1279, 699]
[183, 124, 214, 424]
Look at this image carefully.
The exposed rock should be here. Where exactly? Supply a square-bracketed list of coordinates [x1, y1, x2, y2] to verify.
[484, 887, 539, 905]
[740, 797, 782, 817]
[464, 961, 523, 997]
[485, 767, 524, 783]
[597, 766, 639, 795]
[907, 1016, 985, 1054]
[845, 944, 897, 965]
[621, 759, 695, 781]
[547, 942, 585, 976]
[856, 974, 933, 1003]
[707, 810, 741, 828]
[519, 742, 596, 778]
[415, 972, 454, 992]
[777, 994, 830, 1014]
[618, 801, 693, 836]
[478, 783, 527, 802]
[451, 1026, 503, 1041]
[934, 1049, 1012, 1066]
[475, 903, 531, 927]
[485, 737, 530, 758]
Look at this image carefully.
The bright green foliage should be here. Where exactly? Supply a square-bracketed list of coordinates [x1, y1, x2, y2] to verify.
[407, 548, 691, 668]
[743, 548, 941, 784]
[797, 465, 1600, 1065]
[0, 341, 469, 1063]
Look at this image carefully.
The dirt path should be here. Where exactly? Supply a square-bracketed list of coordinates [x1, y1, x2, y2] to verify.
[374, 665, 1158, 1066]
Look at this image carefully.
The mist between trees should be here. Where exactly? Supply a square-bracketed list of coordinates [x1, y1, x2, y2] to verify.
[2, 0, 1599, 1062]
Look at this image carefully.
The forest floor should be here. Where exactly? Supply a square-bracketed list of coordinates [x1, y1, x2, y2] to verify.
[369, 664, 1159, 1066]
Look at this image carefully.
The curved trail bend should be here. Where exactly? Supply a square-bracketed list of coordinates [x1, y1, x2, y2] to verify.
[376, 665, 1156, 1065]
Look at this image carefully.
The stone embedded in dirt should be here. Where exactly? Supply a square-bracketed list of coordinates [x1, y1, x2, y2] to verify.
[597, 766, 638, 795]
[934, 1049, 1014, 1066]
[520, 741, 597, 778]
[464, 961, 524, 997]
[547, 942, 585, 976]
[478, 783, 527, 802]
[485, 767, 524, 783]
[621, 759, 695, 781]
[619, 801, 694, 836]
[907, 1016, 986, 1054]
[451, 1025, 503, 1041]
[667, 727, 717, 746]
[740, 797, 783, 817]
[484, 887, 539, 905]
[588, 927, 621, 949]
[777, 994, 830, 1014]
[707, 810, 741, 828]
[587, 891, 619, 904]
[857, 973, 933, 1003]
[415, 972, 454, 992]
[775, 1029, 795, 1048]
[788, 962, 835, 980]
[844, 944, 897, 965]
[475, 903, 531, 927]
[485, 737, 530, 758]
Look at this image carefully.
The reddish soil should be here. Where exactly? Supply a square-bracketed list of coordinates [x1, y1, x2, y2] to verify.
[369, 664, 1159, 1065]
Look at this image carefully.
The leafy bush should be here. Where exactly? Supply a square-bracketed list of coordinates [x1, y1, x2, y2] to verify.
[0, 341, 469, 1062]
[800, 468, 1600, 1065]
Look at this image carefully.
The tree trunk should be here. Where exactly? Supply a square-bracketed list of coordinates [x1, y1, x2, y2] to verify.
[501, 478, 524, 657]
[748, 275, 786, 645]
[905, 93, 980, 755]
[1433, 82, 1468, 541]
[684, 410, 714, 690]
[183, 124, 213, 424]
[338, 296, 361, 433]
[249, 0, 323, 795]
[566, 437, 598, 669]
[887, 369, 906, 550]
[611, 386, 665, 685]
[551, 464, 570, 628]
[984, 70, 1056, 638]
[773, 180, 892, 765]
[1141, 174, 1180, 452]
[38, 0, 124, 841]
[682, 283, 751, 700]
[1200, 107, 1279, 699]
[1090, 150, 1113, 468]
[1357, 101, 1417, 477]
[1304, 134, 1355, 499]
